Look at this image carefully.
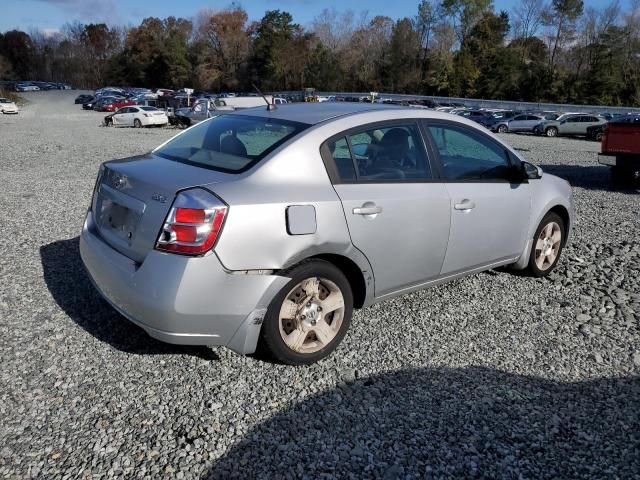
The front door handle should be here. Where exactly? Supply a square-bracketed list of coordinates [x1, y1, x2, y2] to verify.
[353, 205, 383, 215]
[454, 200, 476, 211]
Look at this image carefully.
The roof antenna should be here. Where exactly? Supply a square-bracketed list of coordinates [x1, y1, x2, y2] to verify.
[253, 83, 276, 111]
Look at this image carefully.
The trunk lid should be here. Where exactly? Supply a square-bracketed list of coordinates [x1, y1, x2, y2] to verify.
[93, 153, 233, 263]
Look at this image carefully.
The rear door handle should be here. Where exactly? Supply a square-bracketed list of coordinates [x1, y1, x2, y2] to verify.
[353, 205, 382, 215]
[454, 200, 476, 211]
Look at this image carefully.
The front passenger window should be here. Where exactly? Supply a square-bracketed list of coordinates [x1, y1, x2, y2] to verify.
[428, 125, 511, 181]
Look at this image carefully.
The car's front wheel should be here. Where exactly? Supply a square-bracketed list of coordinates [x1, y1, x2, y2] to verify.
[527, 212, 565, 277]
[545, 127, 558, 137]
[497, 124, 508, 133]
[259, 260, 353, 365]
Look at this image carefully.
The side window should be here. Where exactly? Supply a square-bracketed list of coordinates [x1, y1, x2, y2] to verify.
[327, 137, 356, 180]
[347, 124, 431, 181]
[428, 125, 511, 181]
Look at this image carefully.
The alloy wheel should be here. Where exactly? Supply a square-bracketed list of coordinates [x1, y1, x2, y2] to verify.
[278, 276, 345, 354]
[534, 221, 562, 271]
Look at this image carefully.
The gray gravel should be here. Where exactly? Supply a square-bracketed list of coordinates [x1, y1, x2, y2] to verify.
[0, 91, 639, 479]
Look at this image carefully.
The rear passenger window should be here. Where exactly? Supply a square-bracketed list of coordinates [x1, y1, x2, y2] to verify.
[328, 137, 356, 180]
[347, 125, 431, 181]
[428, 125, 511, 181]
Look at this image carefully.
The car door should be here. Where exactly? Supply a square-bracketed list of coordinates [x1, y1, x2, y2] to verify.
[127, 107, 140, 127]
[508, 115, 529, 131]
[560, 116, 581, 135]
[424, 121, 531, 274]
[523, 115, 544, 131]
[322, 121, 451, 297]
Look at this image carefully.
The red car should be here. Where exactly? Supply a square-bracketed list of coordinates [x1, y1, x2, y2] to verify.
[598, 113, 640, 186]
[101, 99, 137, 112]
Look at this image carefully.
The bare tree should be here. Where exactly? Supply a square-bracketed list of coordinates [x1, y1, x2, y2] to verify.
[512, 0, 546, 40]
[311, 8, 357, 51]
[543, 0, 584, 69]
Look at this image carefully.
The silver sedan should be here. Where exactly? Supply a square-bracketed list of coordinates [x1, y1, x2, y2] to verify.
[80, 103, 575, 365]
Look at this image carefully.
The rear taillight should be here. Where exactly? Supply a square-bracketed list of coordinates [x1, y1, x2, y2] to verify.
[143, 113, 151, 117]
[155, 188, 227, 255]
[90, 164, 105, 210]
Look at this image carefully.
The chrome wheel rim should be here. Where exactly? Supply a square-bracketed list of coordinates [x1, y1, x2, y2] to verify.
[535, 221, 562, 271]
[278, 277, 345, 354]
[547, 128, 556, 137]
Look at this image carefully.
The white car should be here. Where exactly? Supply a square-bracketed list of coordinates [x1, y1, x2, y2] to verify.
[0, 98, 18, 114]
[15, 84, 40, 92]
[107, 106, 168, 128]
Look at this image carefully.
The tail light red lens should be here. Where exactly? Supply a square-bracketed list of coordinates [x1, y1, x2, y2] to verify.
[155, 189, 227, 255]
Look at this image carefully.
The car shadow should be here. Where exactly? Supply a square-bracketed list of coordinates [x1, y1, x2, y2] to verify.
[205, 367, 640, 479]
[539, 163, 638, 193]
[39, 237, 218, 360]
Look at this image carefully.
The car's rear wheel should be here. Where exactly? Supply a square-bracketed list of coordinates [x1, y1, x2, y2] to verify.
[527, 212, 565, 277]
[133, 119, 142, 128]
[259, 260, 353, 365]
[497, 124, 508, 133]
[595, 131, 603, 142]
[545, 127, 558, 137]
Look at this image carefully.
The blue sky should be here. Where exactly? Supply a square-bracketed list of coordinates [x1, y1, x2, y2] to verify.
[1, 0, 634, 34]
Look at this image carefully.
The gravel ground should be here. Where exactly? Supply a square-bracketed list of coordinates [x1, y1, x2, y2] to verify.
[0, 91, 638, 479]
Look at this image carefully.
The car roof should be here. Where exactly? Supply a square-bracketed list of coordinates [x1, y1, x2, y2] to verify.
[228, 102, 401, 125]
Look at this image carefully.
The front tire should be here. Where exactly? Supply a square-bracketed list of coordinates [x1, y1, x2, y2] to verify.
[497, 124, 508, 134]
[545, 127, 558, 137]
[527, 212, 565, 277]
[259, 260, 353, 365]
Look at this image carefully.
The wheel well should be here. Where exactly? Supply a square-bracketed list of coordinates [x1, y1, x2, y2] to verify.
[548, 205, 570, 245]
[311, 254, 367, 309]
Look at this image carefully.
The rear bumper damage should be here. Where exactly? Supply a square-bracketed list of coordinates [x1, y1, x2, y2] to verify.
[80, 211, 288, 354]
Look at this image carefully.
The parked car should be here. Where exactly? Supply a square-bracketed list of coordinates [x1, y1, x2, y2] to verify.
[82, 97, 98, 110]
[75, 94, 94, 104]
[102, 99, 137, 112]
[533, 114, 607, 137]
[174, 99, 234, 126]
[94, 96, 125, 111]
[455, 110, 493, 126]
[476, 111, 519, 131]
[504, 113, 549, 133]
[104, 106, 169, 128]
[0, 97, 18, 114]
[80, 104, 574, 365]
[15, 83, 40, 92]
[598, 113, 640, 186]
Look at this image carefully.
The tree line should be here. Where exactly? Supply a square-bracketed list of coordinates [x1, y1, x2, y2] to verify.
[1, 0, 639, 106]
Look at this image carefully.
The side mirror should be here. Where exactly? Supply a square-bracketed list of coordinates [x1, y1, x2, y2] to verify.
[522, 161, 543, 180]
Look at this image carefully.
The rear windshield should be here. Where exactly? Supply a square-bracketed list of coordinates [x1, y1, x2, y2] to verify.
[155, 115, 308, 173]
[141, 106, 158, 111]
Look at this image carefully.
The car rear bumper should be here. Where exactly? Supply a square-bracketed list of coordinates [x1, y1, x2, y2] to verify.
[80, 211, 288, 353]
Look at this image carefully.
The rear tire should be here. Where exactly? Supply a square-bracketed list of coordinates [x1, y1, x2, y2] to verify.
[134, 119, 142, 128]
[545, 127, 558, 137]
[526, 212, 565, 277]
[259, 260, 353, 365]
[595, 131, 603, 142]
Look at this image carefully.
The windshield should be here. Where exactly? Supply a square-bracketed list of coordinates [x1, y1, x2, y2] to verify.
[155, 115, 308, 173]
